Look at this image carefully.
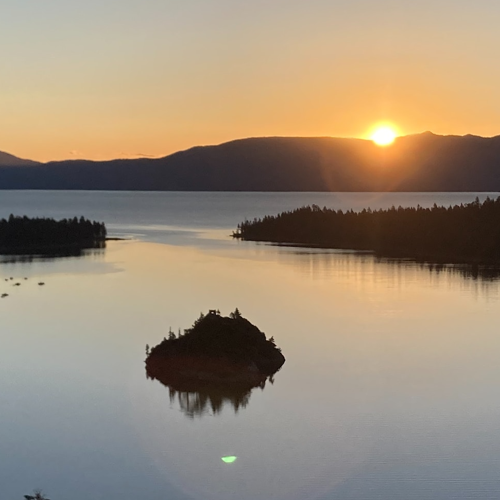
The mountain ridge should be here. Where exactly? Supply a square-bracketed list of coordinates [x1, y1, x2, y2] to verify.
[0, 150, 39, 167]
[2, 133, 500, 191]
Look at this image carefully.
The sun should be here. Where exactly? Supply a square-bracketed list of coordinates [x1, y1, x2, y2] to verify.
[371, 126, 397, 146]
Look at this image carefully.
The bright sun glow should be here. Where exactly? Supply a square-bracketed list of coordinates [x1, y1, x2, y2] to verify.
[371, 126, 397, 146]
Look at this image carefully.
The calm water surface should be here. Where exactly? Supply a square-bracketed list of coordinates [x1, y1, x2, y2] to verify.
[1, 191, 500, 500]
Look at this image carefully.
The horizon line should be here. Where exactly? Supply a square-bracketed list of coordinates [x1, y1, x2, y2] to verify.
[3, 131, 500, 164]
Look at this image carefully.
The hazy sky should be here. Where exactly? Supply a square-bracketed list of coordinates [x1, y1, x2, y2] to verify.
[2, 0, 500, 161]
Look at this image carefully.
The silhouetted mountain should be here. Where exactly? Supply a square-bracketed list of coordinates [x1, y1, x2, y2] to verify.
[0, 150, 38, 167]
[2, 133, 500, 191]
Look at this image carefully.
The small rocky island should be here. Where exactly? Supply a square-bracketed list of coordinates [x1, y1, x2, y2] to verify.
[0, 215, 107, 255]
[146, 309, 285, 388]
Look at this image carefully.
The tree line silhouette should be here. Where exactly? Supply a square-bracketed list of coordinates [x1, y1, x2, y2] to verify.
[233, 197, 500, 264]
[0, 215, 106, 254]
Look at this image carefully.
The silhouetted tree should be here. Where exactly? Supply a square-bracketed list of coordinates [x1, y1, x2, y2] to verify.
[24, 490, 50, 500]
[230, 308, 242, 319]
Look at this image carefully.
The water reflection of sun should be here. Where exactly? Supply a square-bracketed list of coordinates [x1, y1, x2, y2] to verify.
[370, 125, 398, 146]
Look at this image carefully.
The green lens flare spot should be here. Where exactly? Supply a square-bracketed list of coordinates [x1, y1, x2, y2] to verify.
[221, 456, 237, 463]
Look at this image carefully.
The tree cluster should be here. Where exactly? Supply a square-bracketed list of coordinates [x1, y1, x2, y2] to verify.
[0, 215, 106, 253]
[233, 197, 500, 264]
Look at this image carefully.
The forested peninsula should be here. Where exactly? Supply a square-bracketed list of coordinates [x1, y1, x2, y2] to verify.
[233, 197, 500, 264]
[0, 215, 107, 254]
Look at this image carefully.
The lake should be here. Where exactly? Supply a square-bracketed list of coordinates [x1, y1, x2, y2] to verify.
[1, 191, 500, 500]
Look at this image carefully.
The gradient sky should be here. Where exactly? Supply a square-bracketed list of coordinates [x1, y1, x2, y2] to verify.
[2, 0, 500, 161]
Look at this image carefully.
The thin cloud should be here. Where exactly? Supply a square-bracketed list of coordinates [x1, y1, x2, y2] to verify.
[118, 152, 160, 159]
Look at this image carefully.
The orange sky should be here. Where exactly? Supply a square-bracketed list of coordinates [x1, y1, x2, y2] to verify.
[2, 0, 500, 162]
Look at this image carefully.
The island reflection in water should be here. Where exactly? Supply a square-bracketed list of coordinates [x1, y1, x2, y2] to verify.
[0, 245, 106, 263]
[266, 246, 500, 283]
[146, 368, 276, 418]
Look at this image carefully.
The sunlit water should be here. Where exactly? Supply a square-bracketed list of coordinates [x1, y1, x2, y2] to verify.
[1, 191, 500, 500]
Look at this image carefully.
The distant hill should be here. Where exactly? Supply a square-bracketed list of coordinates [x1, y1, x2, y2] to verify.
[1, 133, 500, 191]
[0, 150, 39, 167]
